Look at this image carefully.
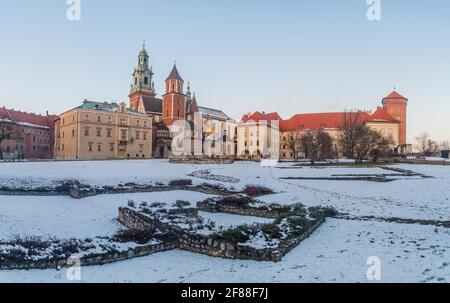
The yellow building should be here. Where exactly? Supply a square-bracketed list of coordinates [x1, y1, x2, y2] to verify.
[54, 101, 152, 160]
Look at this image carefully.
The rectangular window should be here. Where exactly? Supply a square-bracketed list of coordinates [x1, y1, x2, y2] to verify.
[84, 128, 90, 137]
[107, 115, 112, 123]
[144, 120, 148, 127]
[109, 143, 114, 152]
[106, 128, 112, 138]
[88, 142, 93, 152]
[97, 144, 102, 152]
[139, 144, 144, 152]
[136, 120, 141, 127]
[143, 132, 148, 140]
[97, 115, 102, 122]
[84, 113, 91, 121]
[120, 129, 128, 141]
[135, 131, 140, 140]
[96, 128, 102, 137]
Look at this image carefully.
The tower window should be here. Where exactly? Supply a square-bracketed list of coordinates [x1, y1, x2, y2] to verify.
[144, 77, 148, 85]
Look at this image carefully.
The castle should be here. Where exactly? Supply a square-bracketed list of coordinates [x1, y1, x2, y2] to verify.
[238, 91, 410, 160]
[4, 45, 410, 161]
[127, 45, 236, 158]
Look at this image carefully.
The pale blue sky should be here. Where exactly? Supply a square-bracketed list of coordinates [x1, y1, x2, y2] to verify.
[0, 0, 449, 143]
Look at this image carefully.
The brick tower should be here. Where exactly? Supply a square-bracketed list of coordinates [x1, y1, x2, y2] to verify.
[162, 64, 186, 125]
[129, 43, 156, 111]
[382, 91, 408, 145]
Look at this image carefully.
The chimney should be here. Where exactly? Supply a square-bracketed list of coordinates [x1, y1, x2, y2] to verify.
[119, 102, 126, 113]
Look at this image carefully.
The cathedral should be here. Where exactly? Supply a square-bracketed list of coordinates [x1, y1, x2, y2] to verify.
[128, 45, 237, 158]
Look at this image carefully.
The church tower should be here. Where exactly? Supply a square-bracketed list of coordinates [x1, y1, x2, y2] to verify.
[162, 64, 186, 125]
[382, 91, 408, 145]
[129, 43, 156, 111]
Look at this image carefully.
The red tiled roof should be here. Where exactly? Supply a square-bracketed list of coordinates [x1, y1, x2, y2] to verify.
[383, 91, 408, 100]
[280, 112, 371, 131]
[365, 107, 400, 123]
[240, 108, 399, 132]
[241, 111, 282, 123]
[0, 107, 57, 128]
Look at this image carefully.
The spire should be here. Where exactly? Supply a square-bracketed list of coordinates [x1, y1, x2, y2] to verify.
[166, 64, 184, 81]
[186, 82, 192, 101]
[130, 45, 155, 96]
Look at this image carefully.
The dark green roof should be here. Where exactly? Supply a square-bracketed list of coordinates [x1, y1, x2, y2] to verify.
[77, 101, 146, 116]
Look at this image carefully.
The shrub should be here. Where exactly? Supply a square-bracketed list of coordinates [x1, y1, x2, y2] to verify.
[175, 200, 191, 209]
[150, 202, 165, 208]
[268, 203, 291, 213]
[220, 195, 254, 206]
[169, 179, 193, 187]
[286, 216, 313, 237]
[1, 248, 26, 263]
[200, 183, 228, 192]
[291, 204, 307, 217]
[114, 229, 154, 245]
[243, 185, 274, 197]
[140, 202, 148, 207]
[53, 239, 82, 257]
[308, 206, 338, 219]
[214, 225, 253, 244]
[260, 223, 282, 239]
[10, 235, 52, 251]
[127, 200, 135, 208]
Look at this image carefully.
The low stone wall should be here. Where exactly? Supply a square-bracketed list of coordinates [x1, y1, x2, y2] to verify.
[0, 241, 177, 271]
[0, 183, 236, 199]
[118, 207, 325, 262]
[170, 157, 234, 165]
[197, 201, 288, 219]
[279, 176, 391, 182]
[118, 207, 180, 233]
[395, 159, 450, 166]
[337, 214, 450, 228]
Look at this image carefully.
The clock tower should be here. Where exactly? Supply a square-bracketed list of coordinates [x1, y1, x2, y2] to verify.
[129, 43, 156, 111]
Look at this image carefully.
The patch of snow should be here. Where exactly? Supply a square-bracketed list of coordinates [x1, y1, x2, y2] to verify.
[2, 219, 449, 283]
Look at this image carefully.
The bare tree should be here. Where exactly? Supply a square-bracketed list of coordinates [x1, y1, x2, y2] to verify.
[286, 133, 300, 159]
[426, 139, 440, 156]
[0, 119, 18, 159]
[415, 132, 430, 155]
[353, 128, 393, 163]
[300, 131, 319, 164]
[415, 132, 439, 156]
[300, 129, 336, 164]
[440, 141, 450, 151]
[337, 111, 367, 159]
[316, 129, 337, 162]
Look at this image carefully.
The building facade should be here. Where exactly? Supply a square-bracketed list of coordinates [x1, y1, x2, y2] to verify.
[128, 45, 237, 159]
[239, 91, 408, 160]
[54, 101, 152, 160]
[0, 107, 57, 160]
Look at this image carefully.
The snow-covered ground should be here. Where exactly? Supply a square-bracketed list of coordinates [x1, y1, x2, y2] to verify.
[1, 159, 449, 282]
[2, 219, 449, 283]
[0, 191, 216, 239]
